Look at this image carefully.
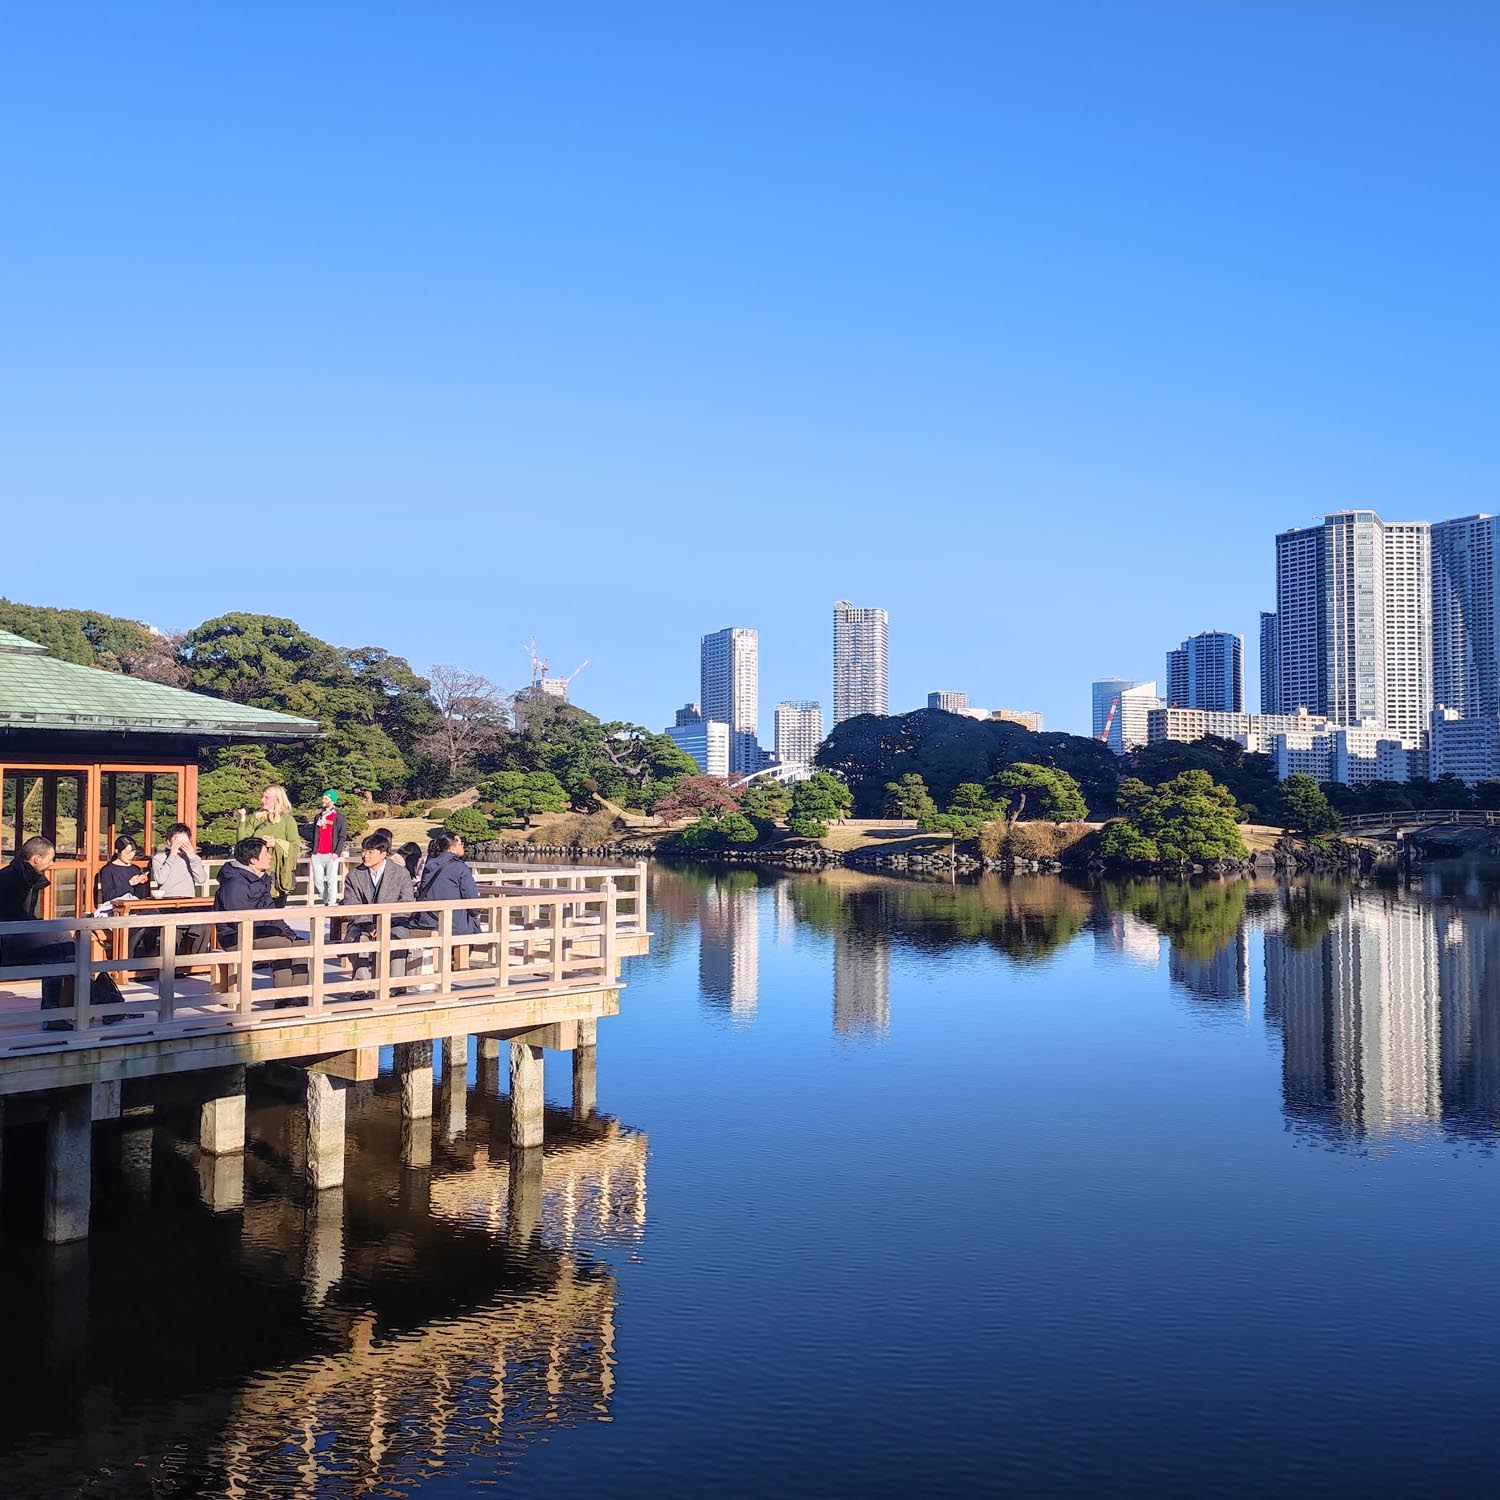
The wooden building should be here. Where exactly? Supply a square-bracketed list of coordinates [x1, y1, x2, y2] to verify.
[0, 628, 318, 916]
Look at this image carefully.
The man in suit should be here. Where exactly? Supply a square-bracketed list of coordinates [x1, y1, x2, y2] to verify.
[340, 831, 415, 987]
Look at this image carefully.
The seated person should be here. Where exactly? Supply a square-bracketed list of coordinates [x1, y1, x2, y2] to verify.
[149, 822, 209, 954]
[214, 837, 308, 991]
[0, 835, 72, 1025]
[340, 832, 416, 985]
[96, 835, 150, 908]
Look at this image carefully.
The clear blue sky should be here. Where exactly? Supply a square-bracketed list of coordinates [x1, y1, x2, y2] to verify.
[4, 3, 1498, 736]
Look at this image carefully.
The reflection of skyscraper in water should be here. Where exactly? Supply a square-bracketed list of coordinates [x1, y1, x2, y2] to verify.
[1095, 912, 1162, 967]
[833, 926, 890, 1040]
[698, 881, 759, 1019]
[1435, 910, 1500, 1135]
[1169, 931, 1249, 1007]
[1265, 896, 1440, 1139]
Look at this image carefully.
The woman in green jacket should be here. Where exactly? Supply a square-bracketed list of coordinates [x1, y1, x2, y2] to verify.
[236, 785, 301, 904]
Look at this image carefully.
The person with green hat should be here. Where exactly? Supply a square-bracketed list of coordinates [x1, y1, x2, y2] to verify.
[309, 789, 348, 905]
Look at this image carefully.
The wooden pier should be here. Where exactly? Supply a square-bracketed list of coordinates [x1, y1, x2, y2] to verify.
[0, 868, 649, 1242]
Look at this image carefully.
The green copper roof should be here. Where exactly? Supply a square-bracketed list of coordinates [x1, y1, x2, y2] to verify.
[0, 632, 320, 740]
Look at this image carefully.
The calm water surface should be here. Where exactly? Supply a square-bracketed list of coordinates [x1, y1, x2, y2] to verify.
[6, 863, 1500, 1497]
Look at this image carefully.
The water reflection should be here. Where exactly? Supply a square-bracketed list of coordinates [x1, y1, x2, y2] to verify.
[651, 862, 1500, 1147]
[0, 1075, 647, 1498]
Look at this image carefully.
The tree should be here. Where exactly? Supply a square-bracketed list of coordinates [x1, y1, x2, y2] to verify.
[1280, 774, 1341, 836]
[989, 763, 1087, 822]
[1100, 769, 1247, 865]
[739, 779, 793, 824]
[676, 811, 760, 850]
[884, 773, 937, 820]
[197, 744, 279, 847]
[651, 775, 742, 823]
[442, 807, 492, 843]
[420, 664, 511, 790]
[790, 772, 852, 838]
[481, 769, 570, 827]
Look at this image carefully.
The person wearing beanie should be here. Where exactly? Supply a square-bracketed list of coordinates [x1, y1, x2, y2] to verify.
[309, 789, 348, 905]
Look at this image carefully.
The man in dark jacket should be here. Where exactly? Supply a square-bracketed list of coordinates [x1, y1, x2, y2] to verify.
[215, 837, 308, 990]
[0, 835, 72, 1023]
[309, 790, 348, 905]
[413, 833, 481, 935]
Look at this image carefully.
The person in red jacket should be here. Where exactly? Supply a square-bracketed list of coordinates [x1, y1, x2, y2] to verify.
[309, 790, 348, 905]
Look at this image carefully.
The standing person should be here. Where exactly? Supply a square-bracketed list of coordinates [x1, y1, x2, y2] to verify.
[150, 823, 207, 897]
[95, 836, 150, 909]
[236, 786, 301, 905]
[309, 791, 347, 905]
[340, 832, 416, 988]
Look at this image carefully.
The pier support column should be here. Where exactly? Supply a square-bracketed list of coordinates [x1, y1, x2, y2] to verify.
[572, 1018, 598, 1121]
[509, 1041, 544, 1149]
[200, 1066, 247, 1155]
[303, 1188, 345, 1307]
[305, 1072, 349, 1191]
[478, 1035, 503, 1096]
[396, 1041, 434, 1121]
[91, 1080, 121, 1122]
[439, 1036, 467, 1141]
[45, 1086, 93, 1244]
[506, 1145, 544, 1251]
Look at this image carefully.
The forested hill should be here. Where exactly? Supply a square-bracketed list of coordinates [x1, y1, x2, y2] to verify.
[816, 709, 1124, 818]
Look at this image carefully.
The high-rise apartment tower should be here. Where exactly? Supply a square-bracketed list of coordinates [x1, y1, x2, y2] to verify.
[1166, 631, 1243, 712]
[775, 700, 824, 768]
[832, 601, 888, 725]
[700, 626, 759, 775]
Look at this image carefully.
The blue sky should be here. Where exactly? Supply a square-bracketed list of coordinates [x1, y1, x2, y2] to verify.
[4, 3, 1498, 736]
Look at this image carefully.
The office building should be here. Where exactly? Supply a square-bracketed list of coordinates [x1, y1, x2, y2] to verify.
[700, 626, 759, 775]
[1092, 679, 1160, 753]
[1430, 514, 1499, 719]
[665, 718, 730, 778]
[992, 708, 1044, 732]
[775, 700, 824, 769]
[1166, 631, 1244, 712]
[1260, 611, 1280, 713]
[1274, 511, 1432, 743]
[833, 601, 889, 725]
[674, 702, 703, 727]
[928, 691, 968, 713]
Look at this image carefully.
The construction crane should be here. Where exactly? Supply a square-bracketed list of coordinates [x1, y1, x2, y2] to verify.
[1097, 695, 1119, 745]
[522, 639, 590, 702]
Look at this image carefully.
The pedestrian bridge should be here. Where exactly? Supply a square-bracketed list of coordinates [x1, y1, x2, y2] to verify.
[1339, 809, 1500, 837]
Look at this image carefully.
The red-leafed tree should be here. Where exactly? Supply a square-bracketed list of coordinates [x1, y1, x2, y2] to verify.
[650, 775, 742, 823]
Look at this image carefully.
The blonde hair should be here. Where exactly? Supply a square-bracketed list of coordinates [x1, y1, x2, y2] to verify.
[261, 785, 293, 821]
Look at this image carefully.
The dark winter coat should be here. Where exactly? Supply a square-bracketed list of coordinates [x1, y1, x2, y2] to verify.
[310, 808, 348, 856]
[412, 851, 481, 935]
[214, 860, 297, 948]
[0, 855, 51, 964]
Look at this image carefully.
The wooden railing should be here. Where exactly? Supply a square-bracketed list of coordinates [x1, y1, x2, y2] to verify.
[471, 861, 648, 939]
[1340, 809, 1500, 834]
[0, 885, 622, 1055]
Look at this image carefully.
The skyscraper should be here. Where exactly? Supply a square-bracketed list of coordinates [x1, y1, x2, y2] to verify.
[1091, 678, 1160, 753]
[1165, 631, 1243, 712]
[1260, 611, 1280, 713]
[1430, 514, 1499, 717]
[1274, 510, 1432, 741]
[700, 626, 759, 775]
[832, 601, 888, 725]
[775, 700, 823, 768]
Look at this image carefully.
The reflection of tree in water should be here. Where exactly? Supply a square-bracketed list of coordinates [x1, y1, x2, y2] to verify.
[788, 871, 1090, 964]
[1280, 881, 1346, 951]
[1101, 880, 1247, 962]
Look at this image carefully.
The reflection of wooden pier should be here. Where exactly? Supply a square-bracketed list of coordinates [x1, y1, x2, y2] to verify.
[0, 1072, 649, 1500]
[0, 873, 649, 1242]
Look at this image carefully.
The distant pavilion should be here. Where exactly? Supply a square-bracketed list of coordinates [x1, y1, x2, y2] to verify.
[0, 629, 318, 916]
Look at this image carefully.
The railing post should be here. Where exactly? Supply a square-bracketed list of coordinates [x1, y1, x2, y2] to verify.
[72, 926, 91, 1034]
[604, 880, 619, 981]
[308, 909, 325, 1013]
[376, 910, 392, 1004]
[236, 913, 255, 1015]
[551, 895, 566, 985]
[157, 915, 177, 1023]
[437, 905, 452, 993]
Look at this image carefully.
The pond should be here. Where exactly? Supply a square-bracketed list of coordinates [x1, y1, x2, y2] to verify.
[5, 862, 1500, 1497]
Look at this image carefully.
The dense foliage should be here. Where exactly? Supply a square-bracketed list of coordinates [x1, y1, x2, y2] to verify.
[1100, 771, 1248, 866]
[790, 772, 854, 839]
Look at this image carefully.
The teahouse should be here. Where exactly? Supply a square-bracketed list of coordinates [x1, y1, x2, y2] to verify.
[0, 629, 318, 915]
